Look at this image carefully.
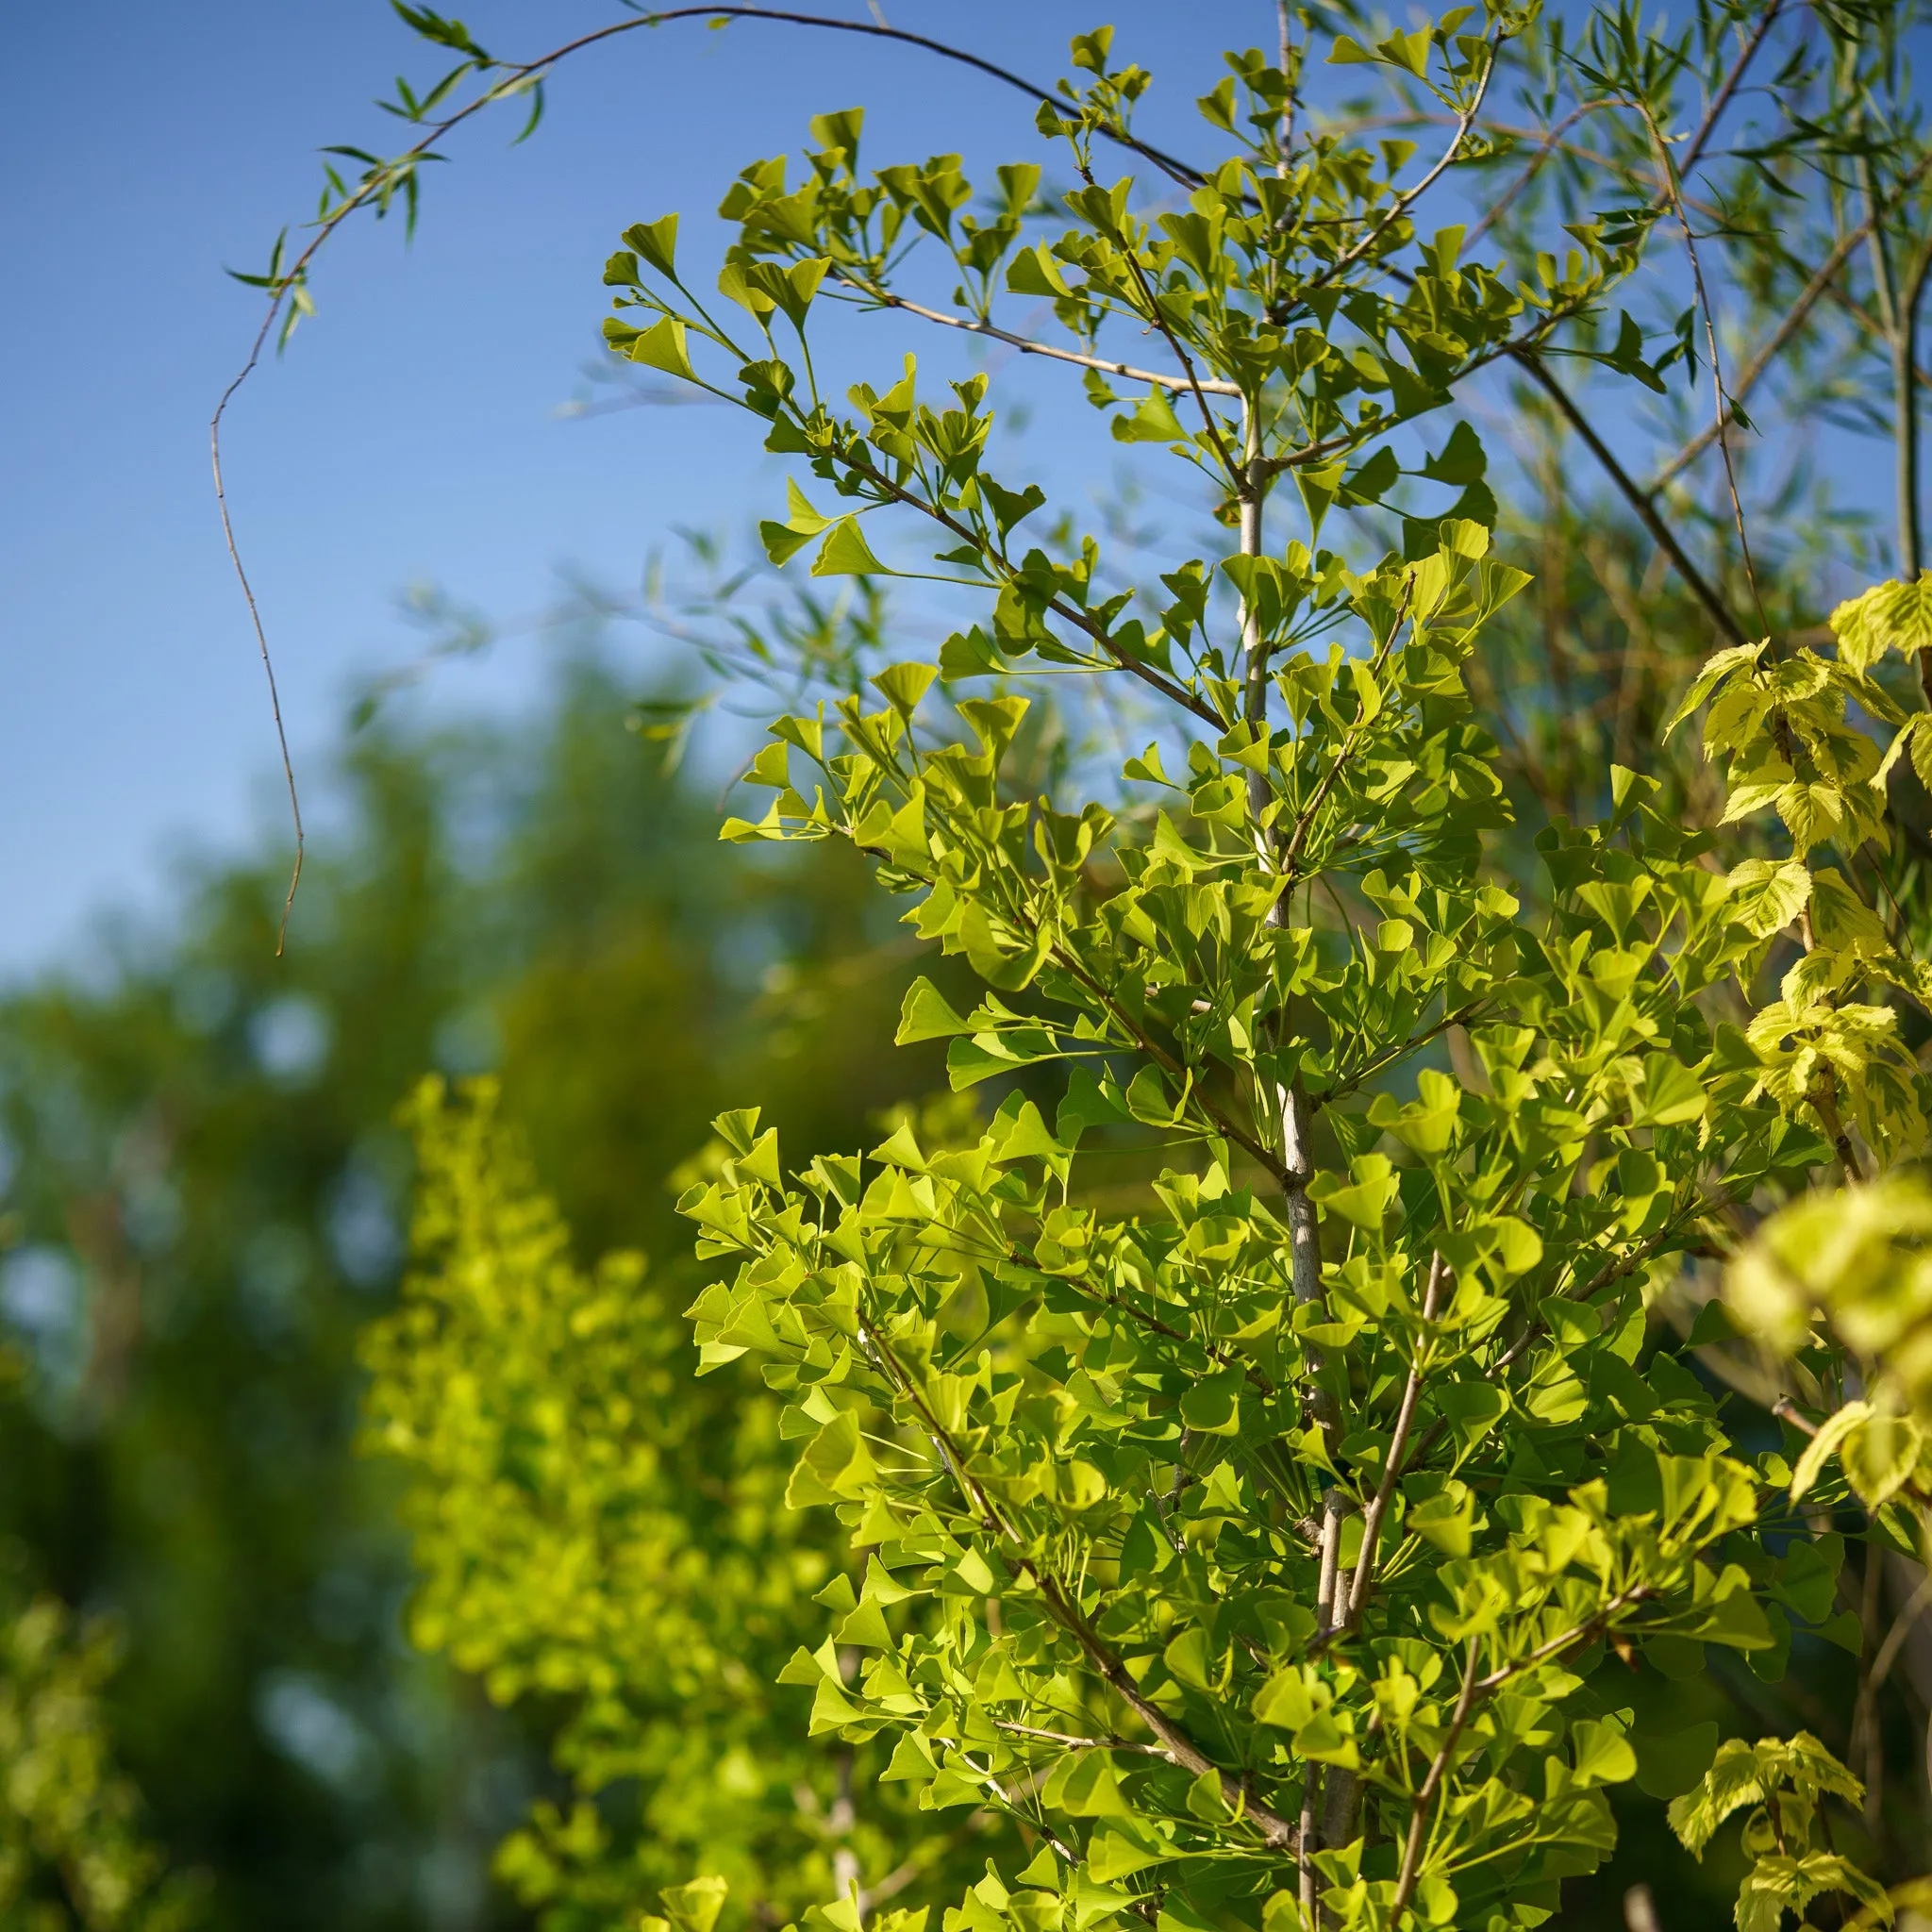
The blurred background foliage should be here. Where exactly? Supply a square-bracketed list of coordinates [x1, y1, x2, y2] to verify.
[1, 375, 1929, 1932]
[0, 643, 947, 1930]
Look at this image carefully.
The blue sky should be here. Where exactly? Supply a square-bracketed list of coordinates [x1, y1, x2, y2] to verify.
[0, 0, 1254, 980]
[0, 2, 1901, 980]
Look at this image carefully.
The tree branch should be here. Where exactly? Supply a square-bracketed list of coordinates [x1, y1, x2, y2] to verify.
[1084, 165, 1243, 484]
[1640, 107, 1767, 629]
[1677, 0, 1785, 180]
[865, 1327, 1302, 1848]
[827, 441, 1228, 729]
[1646, 214, 1875, 493]
[837, 281, 1241, 395]
[638, 8, 1210, 190]
[1294, 32, 1502, 308]
[215, 3, 1218, 944]
[1507, 347, 1750, 647]
[995, 1722, 1169, 1756]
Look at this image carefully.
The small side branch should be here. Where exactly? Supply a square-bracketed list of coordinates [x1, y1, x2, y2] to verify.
[1392, 1640, 1482, 1916]
[1677, 0, 1785, 179]
[1646, 213, 1877, 494]
[995, 1722, 1169, 1756]
[1343, 1253, 1447, 1626]
[213, 2, 1217, 948]
[869, 1327, 1302, 1849]
[1641, 108, 1766, 629]
[843, 282, 1241, 396]
[1297, 31, 1502, 306]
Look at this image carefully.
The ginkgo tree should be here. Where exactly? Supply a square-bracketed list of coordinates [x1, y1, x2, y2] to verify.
[575, 14, 1932, 1932]
[233, 2, 1932, 1929]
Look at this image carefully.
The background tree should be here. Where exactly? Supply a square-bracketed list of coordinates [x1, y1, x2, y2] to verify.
[0, 1587, 202, 1930]
[0, 650, 935, 1931]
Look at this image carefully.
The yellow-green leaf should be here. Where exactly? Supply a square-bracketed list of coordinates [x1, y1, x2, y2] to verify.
[813, 517, 889, 576]
[1829, 573, 1932, 673]
[628, 315, 697, 382]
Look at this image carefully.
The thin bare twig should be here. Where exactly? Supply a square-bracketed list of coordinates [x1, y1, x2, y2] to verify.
[840, 282, 1241, 395]
[995, 1721, 1168, 1756]
[212, 5, 1212, 947]
[1462, 8, 1794, 655]
[1464, 103, 1608, 250]
[1641, 143, 1932, 496]
[1860, 148, 1931, 603]
[1678, 0, 1786, 179]
[1647, 214, 1875, 492]
[1507, 347, 1749, 646]
[1641, 108, 1767, 629]
[209, 372, 304, 955]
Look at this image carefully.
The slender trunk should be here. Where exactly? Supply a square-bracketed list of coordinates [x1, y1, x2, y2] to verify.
[1302, 1482, 1345, 1928]
[1237, 403, 1333, 1430]
[1284, 1085, 1337, 1436]
[1298, 1765, 1324, 1928]
[1895, 278, 1924, 583]
[1242, 408, 1270, 742]
[1240, 405, 1345, 1920]
[1510, 349, 1746, 647]
[1891, 274, 1932, 709]
[1859, 159, 1931, 698]
[1320, 1766, 1360, 1862]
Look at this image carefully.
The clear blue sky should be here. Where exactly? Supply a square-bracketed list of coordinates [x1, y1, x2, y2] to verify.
[0, 0, 1240, 978]
[0, 3, 1896, 980]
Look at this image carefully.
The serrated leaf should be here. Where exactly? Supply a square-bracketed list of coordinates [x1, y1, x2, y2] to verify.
[1724, 858, 1812, 940]
[1668, 641, 1767, 736]
[1829, 574, 1932, 673]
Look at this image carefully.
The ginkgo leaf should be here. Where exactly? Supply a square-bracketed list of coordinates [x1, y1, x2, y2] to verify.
[1788, 1400, 1871, 1501]
[813, 517, 889, 576]
[1111, 386, 1189, 444]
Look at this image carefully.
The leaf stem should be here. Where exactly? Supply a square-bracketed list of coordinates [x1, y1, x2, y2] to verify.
[1343, 1252, 1446, 1626]
[1391, 1639, 1481, 1917]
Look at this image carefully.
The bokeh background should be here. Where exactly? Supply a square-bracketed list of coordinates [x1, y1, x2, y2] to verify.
[0, 3, 1916, 1926]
